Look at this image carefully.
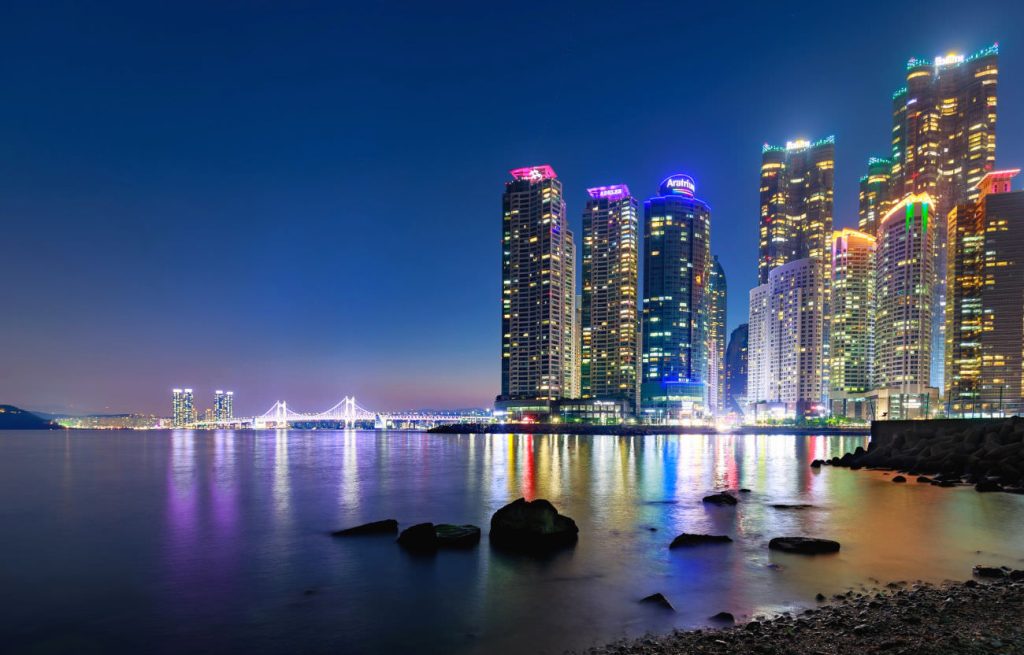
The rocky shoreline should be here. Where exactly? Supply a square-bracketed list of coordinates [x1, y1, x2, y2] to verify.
[583, 576, 1024, 654]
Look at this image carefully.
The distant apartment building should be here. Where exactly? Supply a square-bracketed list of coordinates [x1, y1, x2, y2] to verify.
[214, 390, 234, 421]
[172, 388, 194, 427]
[707, 256, 727, 416]
[581, 185, 640, 414]
[498, 165, 578, 417]
[945, 169, 1024, 416]
[724, 323, 748, 416]
[829, 230, 877, 419]
[641, 174, 712, 420]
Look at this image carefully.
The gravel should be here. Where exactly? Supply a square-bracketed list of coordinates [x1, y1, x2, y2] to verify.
[580, 578, 1024, 654]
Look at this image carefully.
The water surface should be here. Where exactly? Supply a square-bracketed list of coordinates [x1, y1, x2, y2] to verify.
[2, 430, 1022, 654]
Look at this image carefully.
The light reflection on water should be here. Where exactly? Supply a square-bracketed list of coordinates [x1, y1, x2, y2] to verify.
[1, 429, 1023, 655]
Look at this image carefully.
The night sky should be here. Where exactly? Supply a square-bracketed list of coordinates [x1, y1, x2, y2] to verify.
[2, 1, 1022, 415]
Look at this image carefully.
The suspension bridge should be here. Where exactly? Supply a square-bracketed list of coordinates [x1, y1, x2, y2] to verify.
[191, 396, 484, 430]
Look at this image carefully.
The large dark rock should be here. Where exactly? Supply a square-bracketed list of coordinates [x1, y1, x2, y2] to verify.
[397, 522, 439, 551]
[768, 537, 841, 555]
[892, 475, 907, 483]
[435, 524, 481, 548]
[489, 498, 578, 551]
[973, 565, 1008, 578]
[332, 519, 398, 536]
[702, 492, 738, 506]
[639, 593, 674, 610]
[709, 611, 735, 624]
[975, 480, 1003, 493]
[669, 533, 732, 549]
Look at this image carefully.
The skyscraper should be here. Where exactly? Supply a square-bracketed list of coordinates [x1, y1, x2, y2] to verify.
[747, 258, 827, 418]
[499, 165, 577, 409]
[707, 256, 727, 416]
[857, 157, 893, 236]
[641, 174, 712, 420]
[724, 323, 748, 416]
[830, 229, 876, 394]
[757, 137, 835, 284]
[172, 388, 193, 427]
[946, 169, 1024, 416]
[874, 194, 937, 418]
[581, 185, 640, 413]
[889, 44, 999, 392]
[214, 390, 234, 421]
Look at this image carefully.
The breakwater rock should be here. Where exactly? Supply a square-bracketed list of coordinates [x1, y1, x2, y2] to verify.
[814, 418, 1024, 489]
[490, 498, 578, 551]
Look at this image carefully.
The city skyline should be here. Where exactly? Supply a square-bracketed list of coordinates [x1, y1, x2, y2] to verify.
[3, 2, 1023, 415]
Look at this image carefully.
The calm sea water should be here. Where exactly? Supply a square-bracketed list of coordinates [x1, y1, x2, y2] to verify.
[2, 430, 1023, 654]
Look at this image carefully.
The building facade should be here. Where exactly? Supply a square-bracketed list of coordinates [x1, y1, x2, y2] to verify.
[757, 137, 835, 285]
[707, 256, 727, 416]
[581, 185, 640, 414]
[890, 45, 999, 392]
[500, 165, 578, 404]
[641, 174, 712, 420]
[724, 323, 748, 416]
[945, 170, 1024, 416]
[874, 194, 937, 417]
[830, 229, 876, 393]
[172, 388, 194, 427]
[858, 157, 893, 236]
[747, 258, 828, 418]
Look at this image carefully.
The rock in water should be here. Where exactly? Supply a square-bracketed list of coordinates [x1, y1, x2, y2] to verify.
[975, 480, 1004, 493]
[639, 593, 674, 610]
[669, 533, 733, 548]
[702, 492, 738, 506]
[489, 498, 578, 551]
[768, 537, 841, 555]
[973, 565, 1008, 578]
[397, 522, 438, 551]
[892, 475, 907, 483]
[332, 519, 399, 536]
[709, 611, 735, 623]
[435, 524, 481, 548]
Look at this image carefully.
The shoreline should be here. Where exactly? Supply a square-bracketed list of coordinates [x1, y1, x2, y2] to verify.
[430, 423, 870, 436]
[582, 576, 1024, 654]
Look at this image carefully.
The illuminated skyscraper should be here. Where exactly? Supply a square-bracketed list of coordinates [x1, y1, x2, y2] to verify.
[707, 256, 727, 415]
[757, 137, 835, 284]
[214, 390, 234, 421]
[172, 388, 193, 427]
[889, 44, 999, 392]
[858, 157, 893, 236]
[946, 169, 1024, 416]
[830, 229, 876, 394]
[499, 165, 578, 405]
[641, 174, 711, 420]
[581, 185, 640, 413]
[724, 323, 748, 416]
[874, 195, 937, 417]
[747, 258, 827, 418]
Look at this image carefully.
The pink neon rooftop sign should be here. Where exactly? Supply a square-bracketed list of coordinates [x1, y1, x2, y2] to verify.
[509, 165, 557, 181]
[586, 184, 630, 200]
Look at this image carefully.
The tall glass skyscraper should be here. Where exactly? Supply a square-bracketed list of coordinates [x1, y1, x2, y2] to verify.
[641, 174, 711, 421]
[830, 229, 876, 394]
[499, 165, 578, 406]
[857, 157, 893, 236]
[581, 185, 640, 414]
[214, 390, 234, 421]
[889, 44, 999, 392]
[724, 324, 748, 416]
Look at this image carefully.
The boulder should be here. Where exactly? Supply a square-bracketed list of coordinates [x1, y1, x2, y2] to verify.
[639, 593, 674, 610]
[435, 524, 481, 548]
[768, 537, 841, 555]
[489, 498, 578, 551]
[709, 611, 735, 624]
[975, 480, 1004, 493]
[397, 522, 438, 551]
[770, 503, 814, 509]
[916, 476, 932, 483]
[973, 565, 1008, 578]
[669, 533, 732, 549]
[892, 475, 907, 483]
[332, 519, 398, 536]
[702, 492, 738, 506]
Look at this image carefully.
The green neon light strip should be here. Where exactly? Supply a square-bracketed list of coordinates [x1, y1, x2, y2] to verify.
[922, 202, 928, 233]
[906, 202, 913, 231]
